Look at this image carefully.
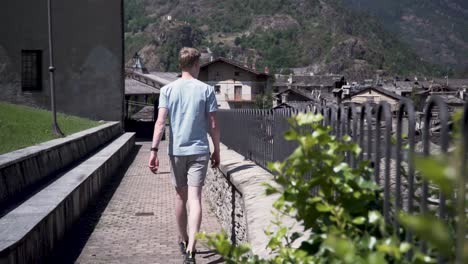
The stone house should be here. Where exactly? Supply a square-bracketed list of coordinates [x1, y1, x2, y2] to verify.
[342, 87, 404, 112]
[198, 57, 270, 109]
[274, 88, 314, 106]
[0, 0, 124, 121]
[273, 74, 346, 94]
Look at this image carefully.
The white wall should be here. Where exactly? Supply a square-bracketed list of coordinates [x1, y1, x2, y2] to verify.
[207, 81, 254, 109]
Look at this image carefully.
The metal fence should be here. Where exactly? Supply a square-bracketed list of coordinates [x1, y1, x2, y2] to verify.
[217, 95, 467, 263]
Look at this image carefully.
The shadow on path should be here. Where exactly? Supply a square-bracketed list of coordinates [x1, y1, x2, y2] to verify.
[45, 145, 142, 264]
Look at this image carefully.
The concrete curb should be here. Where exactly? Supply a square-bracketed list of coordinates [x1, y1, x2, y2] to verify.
[0, 132, 135, 263]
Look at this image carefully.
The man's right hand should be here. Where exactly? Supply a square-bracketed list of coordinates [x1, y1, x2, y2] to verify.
[210, 150, 220, 168]
[148, 151, 159, 174]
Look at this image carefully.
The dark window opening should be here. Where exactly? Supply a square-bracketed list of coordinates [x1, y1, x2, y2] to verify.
[234, 71, 240, 76]
[21, 50, 42, 91]
[214, 85, 221, 94]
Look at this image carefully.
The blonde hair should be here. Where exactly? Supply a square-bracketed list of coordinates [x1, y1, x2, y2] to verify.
[179, 47, 201, 70]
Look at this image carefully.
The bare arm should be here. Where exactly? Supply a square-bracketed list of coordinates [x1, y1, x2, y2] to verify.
[151, 108, 168, 150]
[208, 112, 220, 167]
[148, 108, 168, 173]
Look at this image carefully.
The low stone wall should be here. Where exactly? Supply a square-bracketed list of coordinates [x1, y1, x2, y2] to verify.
[0, 122, 122, 211]
[0, 133, 135, 263]
[205, 143, 302, 259]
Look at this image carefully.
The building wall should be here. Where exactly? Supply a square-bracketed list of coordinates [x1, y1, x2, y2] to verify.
[199, 61, 268, 109]
[206, 81, 255, 109]
[0, 0, 124, 121]
[346, 90, 399, 111]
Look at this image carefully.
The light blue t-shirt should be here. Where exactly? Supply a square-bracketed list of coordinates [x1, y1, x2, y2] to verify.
[158, 78, 218, 156]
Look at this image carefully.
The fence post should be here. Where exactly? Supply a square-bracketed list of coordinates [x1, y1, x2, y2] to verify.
[456, 102, 468, 264]
[396, 99, 416, 260]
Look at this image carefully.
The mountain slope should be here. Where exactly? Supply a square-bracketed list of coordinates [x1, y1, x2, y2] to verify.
[125, 0, 455, 79]
[341, 0, 468, 76]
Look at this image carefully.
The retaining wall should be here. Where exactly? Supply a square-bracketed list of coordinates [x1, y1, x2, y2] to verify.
[205, 143, 303, 258]
[0, 122, 122, 211]
[0, 133, 135, 263]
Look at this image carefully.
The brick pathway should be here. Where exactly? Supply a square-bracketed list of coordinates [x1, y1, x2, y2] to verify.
[75, 142, 224, 264]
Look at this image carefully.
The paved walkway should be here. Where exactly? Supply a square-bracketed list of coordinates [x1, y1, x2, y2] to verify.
[75, 142, 223, 264]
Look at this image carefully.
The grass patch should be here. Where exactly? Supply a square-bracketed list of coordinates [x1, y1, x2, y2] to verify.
[0, 102, 100, 155]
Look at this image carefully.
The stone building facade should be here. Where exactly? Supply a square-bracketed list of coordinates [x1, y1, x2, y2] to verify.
[198, 58, 270, 109]
[0, 0, 124, 121]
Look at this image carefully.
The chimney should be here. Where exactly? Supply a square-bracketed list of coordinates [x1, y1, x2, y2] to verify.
[210, 56, 213, 62]
[264, 66, 269, 74]
[243, 57, 248, 68]
[252, 62, 256, 71]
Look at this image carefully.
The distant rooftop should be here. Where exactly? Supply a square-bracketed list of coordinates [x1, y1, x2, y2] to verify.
[200, 57, 270, 76]
[125, 79, 159, 95]
[274, 74, 344, 87]
[146, 72, 179, 86]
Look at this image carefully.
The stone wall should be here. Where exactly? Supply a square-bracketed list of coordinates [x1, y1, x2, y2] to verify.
[205, 164, 247, 245]
[205, 143, 303, 259]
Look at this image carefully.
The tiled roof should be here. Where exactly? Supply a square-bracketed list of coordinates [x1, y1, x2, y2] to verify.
[273, 101, 313, 110]
[146, 72, 179, 86]
[274, 88, 315, 100]
[131, 106, 154, 121]
[433, 78, 468, 88]
[125, 79, 160, 95]
[348, 86, 405, 101]
[435, 94, 465, 105]
[200, 57, 269, 76]
[274, 74, 344, 87]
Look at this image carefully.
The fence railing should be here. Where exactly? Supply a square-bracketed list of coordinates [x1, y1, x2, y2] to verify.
[217, 95, 467, 263]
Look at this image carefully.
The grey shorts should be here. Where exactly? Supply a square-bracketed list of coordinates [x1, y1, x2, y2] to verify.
[169, 154, 210, 188]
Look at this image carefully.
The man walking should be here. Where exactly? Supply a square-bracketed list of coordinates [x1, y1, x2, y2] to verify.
[148, 47, 220, 264]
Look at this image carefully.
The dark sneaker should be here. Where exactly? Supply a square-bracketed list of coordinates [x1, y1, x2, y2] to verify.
[184, 251, 196, 264]
[179, 241, 187, 255]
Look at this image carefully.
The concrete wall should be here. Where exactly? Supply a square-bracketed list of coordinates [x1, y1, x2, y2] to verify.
[0, 0, 124, 121]
[0, 133, 135, 263]
[0, 122, 122, 212]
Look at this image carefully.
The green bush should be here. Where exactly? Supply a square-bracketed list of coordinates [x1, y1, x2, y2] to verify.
[201, 112, 465, 263]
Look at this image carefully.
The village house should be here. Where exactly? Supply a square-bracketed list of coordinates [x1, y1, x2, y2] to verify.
[198, 57, 271, 109]
[342, 86, 405, 112]
[273, 88, 315, 109]
[273, 74, 346, 94]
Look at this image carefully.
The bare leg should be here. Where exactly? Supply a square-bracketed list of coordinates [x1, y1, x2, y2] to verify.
[186, 186, 202, 252]
[175, 187, 189, 242]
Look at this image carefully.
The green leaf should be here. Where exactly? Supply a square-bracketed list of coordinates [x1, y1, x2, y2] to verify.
[352, 216, 366, 225]
[414, 155, 455, 196]
[399, 242, 412, 253]
[295, 112, 323, 126]
[368, 211, 382, 224]
[398, 213, 453, 256]
[316, 202, 332, 212]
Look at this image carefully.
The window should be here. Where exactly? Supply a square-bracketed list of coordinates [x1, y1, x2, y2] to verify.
[234, 71, 240, 77]
[214, 85, 221, 94]
[234, 85, 242, 101]
[21, 50, 42, 91]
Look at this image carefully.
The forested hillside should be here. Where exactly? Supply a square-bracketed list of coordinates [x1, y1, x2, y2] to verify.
[124, 0, 464, 80]
[341, 0, 468, 77]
